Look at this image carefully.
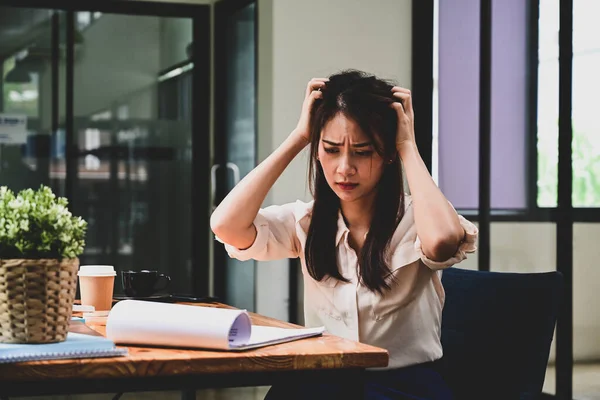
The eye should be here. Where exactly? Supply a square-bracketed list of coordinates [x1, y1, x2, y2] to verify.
[324, 147, 339, 154]
[355, 150, 373, 157]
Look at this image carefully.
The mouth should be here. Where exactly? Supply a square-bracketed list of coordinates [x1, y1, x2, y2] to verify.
[336, 182, 358, 191]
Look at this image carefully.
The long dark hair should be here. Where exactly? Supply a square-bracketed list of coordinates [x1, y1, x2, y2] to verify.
[304, 69, 405, 294]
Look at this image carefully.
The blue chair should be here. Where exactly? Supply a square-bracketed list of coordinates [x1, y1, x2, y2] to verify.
[439, 268, 563, 400]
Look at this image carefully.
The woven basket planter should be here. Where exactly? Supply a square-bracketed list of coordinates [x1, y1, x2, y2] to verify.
[0, 258, 79, 344]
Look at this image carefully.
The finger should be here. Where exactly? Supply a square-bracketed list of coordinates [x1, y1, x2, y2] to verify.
[306, 80, 328, 97]
[304, 91, 323, 116]
[391, 86, 411, 94]
[392, 92, 413, 114]
[390, 101, 406, 118]
[306, 83, 326, 97]
[392, 92, 408, 109]
[392, 92, 409, 100]
[307, 89, 323, 104]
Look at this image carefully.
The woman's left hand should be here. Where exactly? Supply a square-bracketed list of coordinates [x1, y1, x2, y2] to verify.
[391, 86, 416, 153]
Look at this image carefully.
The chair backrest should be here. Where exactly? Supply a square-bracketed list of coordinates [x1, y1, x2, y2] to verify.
[439, 268, 563, 400]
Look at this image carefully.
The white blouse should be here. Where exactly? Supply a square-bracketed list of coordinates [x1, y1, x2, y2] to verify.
[216, 195, 478, 369]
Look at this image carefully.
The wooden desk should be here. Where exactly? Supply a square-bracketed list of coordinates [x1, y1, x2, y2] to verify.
[0, 302, 388, 397]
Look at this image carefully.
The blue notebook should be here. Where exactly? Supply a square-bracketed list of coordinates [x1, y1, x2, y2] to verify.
[0, 332, 128, 363]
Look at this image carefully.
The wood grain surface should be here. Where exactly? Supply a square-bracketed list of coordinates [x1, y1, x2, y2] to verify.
[0, 302, 389, 382]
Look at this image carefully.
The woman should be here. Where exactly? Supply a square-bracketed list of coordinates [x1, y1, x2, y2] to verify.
[211, 69, 478, 399]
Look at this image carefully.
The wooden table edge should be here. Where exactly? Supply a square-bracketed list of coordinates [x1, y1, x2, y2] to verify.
[0, 301, 389, 383]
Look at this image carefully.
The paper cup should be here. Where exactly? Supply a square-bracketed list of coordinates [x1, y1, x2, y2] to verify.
[78, 265, 116, 312]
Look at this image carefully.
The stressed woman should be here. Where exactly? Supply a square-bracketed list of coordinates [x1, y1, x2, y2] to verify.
[210, 70, 478, 400]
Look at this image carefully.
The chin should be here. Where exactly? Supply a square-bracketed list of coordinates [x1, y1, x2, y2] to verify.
[334, 190, 362, 202]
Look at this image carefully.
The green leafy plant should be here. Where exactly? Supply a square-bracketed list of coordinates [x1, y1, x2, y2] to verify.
[0, 185, 87, 259]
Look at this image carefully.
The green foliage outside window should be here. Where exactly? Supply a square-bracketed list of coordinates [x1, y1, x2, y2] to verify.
[537, 125, 600, 207]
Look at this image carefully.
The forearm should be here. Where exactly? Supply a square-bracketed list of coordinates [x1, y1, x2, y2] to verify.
[210, 132, 307, 248]
[400, 143, 464, 261]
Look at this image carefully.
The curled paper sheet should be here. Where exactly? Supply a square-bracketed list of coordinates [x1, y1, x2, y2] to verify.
[106, 300, 324, 351]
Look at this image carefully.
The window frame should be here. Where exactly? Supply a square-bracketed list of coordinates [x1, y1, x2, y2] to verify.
[432, 0, 600, 223]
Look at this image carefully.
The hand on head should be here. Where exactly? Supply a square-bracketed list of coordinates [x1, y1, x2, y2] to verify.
[390, 86, 416, 153]
[293, 78, 328, 145]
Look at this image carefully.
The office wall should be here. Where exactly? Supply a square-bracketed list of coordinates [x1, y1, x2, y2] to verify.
[255, 0, 413, 321]
[573, 223, 600, 361]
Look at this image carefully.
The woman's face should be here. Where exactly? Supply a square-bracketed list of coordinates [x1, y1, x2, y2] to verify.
[317, 113, 386, 206]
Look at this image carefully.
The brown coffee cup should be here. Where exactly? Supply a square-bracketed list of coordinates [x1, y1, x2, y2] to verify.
[77, 265, 116, 313]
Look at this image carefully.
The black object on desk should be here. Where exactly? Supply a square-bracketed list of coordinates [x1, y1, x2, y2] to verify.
[112, 294, 219, 303]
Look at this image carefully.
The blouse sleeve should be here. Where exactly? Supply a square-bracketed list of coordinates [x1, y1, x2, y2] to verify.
[214, 202, 303, 262]
[415, 213, 478, 271]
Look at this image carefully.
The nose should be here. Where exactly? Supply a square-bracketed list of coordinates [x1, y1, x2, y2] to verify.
[337, 152, 356, 177]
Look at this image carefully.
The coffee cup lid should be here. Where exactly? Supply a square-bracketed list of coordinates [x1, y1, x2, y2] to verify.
[78, 265, 116, 277]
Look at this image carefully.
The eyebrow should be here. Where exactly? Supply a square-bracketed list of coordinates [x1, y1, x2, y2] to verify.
[322, 139, 372, 148]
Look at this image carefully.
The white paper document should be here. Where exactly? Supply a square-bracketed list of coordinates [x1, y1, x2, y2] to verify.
[106, 300, 324, 351]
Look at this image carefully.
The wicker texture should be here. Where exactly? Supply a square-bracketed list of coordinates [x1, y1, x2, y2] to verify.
[0, 258, 79, 344]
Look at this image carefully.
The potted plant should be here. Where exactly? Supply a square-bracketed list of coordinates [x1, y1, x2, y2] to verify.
[0, 185, 87, 344]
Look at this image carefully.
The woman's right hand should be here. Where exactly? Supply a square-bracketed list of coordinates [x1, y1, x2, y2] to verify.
[292, 78, 328, 144]
[212, 79, 327, 249]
